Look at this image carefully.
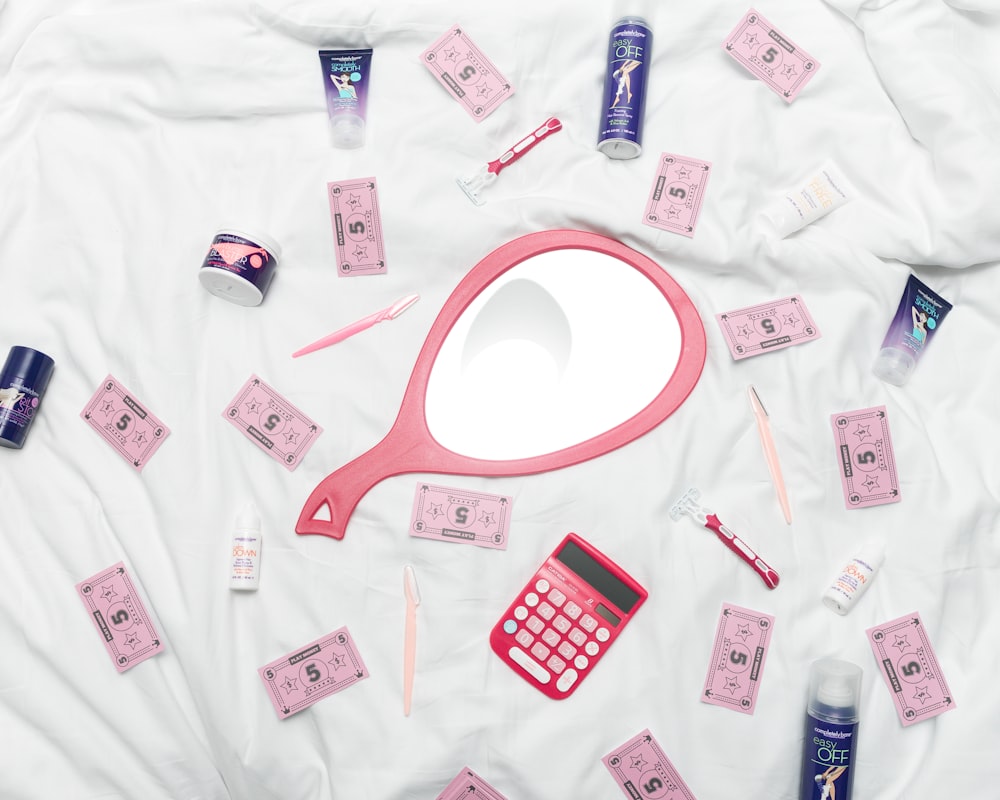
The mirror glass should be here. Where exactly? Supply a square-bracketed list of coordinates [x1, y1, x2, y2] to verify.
[424, 248, 683, 460]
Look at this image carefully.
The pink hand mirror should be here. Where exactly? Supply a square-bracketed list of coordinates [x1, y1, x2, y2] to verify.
[296, 229, 706, 540]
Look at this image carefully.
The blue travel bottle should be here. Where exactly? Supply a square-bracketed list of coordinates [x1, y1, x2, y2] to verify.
[800, 658, 863, 800]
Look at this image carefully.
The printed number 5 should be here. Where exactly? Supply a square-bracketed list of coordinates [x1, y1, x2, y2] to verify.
[117, 414, 131, 431]
[458, 65, 477, 80]
[668, 186, 686, 200]
[305, 663, 321, 683]
[856, 450, 876, 465]
[730, 651, 748, 667]
[901, 661, 921, 677]
[762, 46, 778, 63]
[110, 609, 129, 625]
[642, 776, 664, 796]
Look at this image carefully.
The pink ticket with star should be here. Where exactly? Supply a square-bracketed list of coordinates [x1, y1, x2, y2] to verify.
[701, 603, 775, 715]
[222, 375, 323, 471]
[421, 24, 514, 122]
[830, 405, 901, 509]
[258, 626, 370, 719]
[723, 8, 821, 103]
[80, 375, 170, 471]
[866, 611, 956, 727]
[436, 766, 509, 800]
[643, 153, 712, 238]
[76, 562, 163, 673]
[603, 729, 697, 800]
[327, 177, 387, 276]
[410, 482, 513, 550]
[715, 294, 820, 360]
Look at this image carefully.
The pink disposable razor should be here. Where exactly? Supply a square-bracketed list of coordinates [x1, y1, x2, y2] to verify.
[456, 117, 563, 205]
[669, 487, 780, 589]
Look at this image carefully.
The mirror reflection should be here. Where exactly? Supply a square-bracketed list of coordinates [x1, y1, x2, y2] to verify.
[425, 248, 683, 460]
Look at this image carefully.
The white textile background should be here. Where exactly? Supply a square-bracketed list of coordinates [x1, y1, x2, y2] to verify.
[2, 0, 1000, 798]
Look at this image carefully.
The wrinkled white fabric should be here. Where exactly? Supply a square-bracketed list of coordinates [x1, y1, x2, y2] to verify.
[1, 1, 999, 798]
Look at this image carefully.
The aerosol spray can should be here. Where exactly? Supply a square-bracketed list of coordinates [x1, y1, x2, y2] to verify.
[597, 16, 652, 160]
[800, 658, 863, 800]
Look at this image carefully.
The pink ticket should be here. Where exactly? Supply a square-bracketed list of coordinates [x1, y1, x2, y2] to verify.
[258, 626, 369, 719]
[701, 603, 775, 715]
[603, 729, 697, 800]
[867, 612, 956, 726]
[421, 24, 514, 121]
[715, 294, 820, 360]
[410, 482, 513, 550]
[222, 375, 322, 471]
[76, 562, 163, 672]
[723, 8, 821, 103]
[830, 406, 901, 509]
[436, 766, 508, 800]
[80, 375, 170, 471]
[327, 177, 387, 277]
[643, 153, 713, 238]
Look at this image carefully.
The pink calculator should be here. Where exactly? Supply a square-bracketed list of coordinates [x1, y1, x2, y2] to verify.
[489, 533, 648, 699]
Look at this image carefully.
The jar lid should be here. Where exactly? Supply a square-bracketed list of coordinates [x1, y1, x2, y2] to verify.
[2, 346, 55, 387]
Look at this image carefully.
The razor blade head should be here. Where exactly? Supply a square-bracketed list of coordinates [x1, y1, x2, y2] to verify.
[668, 487, 702, 521]
[456, 173, 490, 206]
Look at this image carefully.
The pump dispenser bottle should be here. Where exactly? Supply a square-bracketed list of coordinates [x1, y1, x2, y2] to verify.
[800, 658, 862, 800]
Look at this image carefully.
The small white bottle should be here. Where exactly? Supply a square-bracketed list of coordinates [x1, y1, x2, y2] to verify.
[230, 503, 262, 591]
[822, 540, 885, 615]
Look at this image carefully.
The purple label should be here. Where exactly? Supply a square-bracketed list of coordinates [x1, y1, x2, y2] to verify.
[319, 49, 371, 123]
[0, 381, 41, 431]
[598, 19, 652, 147]
[201, 232, 277, 293]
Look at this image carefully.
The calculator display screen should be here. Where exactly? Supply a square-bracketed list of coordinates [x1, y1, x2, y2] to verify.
[595, 604, 622, 627]
[555, 540, 641, 614]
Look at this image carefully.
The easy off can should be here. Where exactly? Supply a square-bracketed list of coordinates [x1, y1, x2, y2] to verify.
[597, 16, 652, 160]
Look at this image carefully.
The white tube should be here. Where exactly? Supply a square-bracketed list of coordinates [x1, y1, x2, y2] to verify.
[230, 503, 262, 591]
[762, 160, 856, 237]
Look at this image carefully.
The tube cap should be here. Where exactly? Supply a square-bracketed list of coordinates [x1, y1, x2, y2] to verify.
[331, 114, 365, 149]
[872, 346, 915, 386]
[236, 502, 260, 531]
[807, 658, 862, 722]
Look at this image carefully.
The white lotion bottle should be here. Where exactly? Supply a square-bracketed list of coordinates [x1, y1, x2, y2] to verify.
[230, 503, 262, 591]
[822, 540, 885, 615]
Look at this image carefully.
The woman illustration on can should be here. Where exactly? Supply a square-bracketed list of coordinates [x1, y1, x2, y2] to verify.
[814, 765, 847, 800]
[611, 59, 641, 107]
[911, 305, 929, 343]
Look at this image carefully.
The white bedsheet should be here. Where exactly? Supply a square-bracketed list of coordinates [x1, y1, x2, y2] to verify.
[2, 1, 999, 797]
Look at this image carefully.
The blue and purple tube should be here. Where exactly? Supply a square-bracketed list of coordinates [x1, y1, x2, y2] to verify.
[597, 17, 652, 160]
[318, 49, 373, 149]
[872, 274, 953, 386]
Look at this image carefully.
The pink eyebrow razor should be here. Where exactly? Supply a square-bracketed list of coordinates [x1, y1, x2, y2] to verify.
[669, 487, 780, 589]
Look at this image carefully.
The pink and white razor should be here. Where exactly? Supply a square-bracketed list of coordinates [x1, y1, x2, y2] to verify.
[669, 487, 780, 589]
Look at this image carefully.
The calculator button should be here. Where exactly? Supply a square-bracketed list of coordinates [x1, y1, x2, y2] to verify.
[547, 588, 566, 607]
[531, 642, 551, 662]
[574, 655, 589, 670]
[568, 628, 587, 646]
[515, 630, 534, 648]
[585, 641, 599, 656]
[526, 616, 544, 634]
[579, 614, 598, 632]
[557, 642, 577, 660]
[542, 629, 560, 647]
[503, 620, 517, 635]
[524, 592, 539, 607]
[552, 615, 571, 634]
[595, 627, 611, 642]
[537, 602, 555, 620]
[514, 606, 528, 621]
[556, 668, 578, 693]
[508, 647, 551, 685]
[535, 578, 550, 593]
[563, 601, 582, 620]
[546, 655, 566, 674]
